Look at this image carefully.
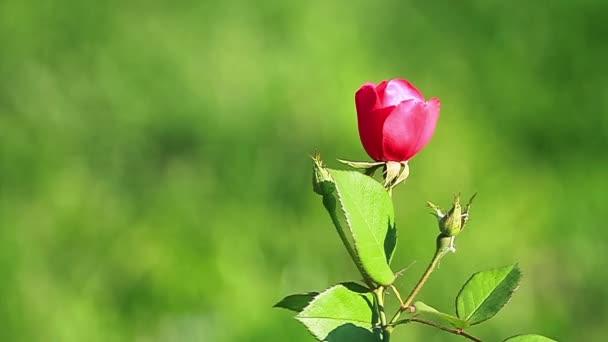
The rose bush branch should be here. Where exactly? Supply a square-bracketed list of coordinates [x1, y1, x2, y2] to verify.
[389, 235, 450, 325]
[274, 78, 558, 342]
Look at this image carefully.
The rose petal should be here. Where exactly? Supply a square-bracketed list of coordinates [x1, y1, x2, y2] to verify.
[355, 83, 379, 114]
[381, 99, 438, 161]
[376, 79, 425, 107]
[410, 97, 440, 157]
[357, 105, 396, 161]
[356, 83, 381, 161]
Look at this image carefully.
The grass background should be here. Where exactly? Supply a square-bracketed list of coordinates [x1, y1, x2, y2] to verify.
[1, 0, 607, 341]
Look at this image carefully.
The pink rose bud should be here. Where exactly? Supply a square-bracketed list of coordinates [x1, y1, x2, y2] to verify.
[355, 79, 440, 162]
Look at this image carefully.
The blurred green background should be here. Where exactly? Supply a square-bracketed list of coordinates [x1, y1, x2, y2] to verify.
[1, 0, 607, 341]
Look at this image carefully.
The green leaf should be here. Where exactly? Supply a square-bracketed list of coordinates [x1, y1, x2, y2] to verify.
[384, 224, 397, 264]
[328, 169, 396, 286]
[456, 264, 522, 325]
[296, 282, 379, 342]
[413, 301, 468, 329]
[503, 334, 558, 342]
[274, 292, 319, 312]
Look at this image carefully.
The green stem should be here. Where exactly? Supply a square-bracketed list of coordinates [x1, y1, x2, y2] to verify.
[374, 287, 390, 341]
[389, 235, 450, 324]
[403, 248, 442, 307]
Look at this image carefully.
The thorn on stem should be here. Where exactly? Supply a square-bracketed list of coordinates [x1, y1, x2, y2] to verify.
[401, 304, 416, 313]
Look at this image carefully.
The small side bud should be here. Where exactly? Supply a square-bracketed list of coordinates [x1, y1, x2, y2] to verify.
[436, 235, 455, 253]
[426, 201, 445, 219]
[311, 153, 335, 196]
[441, 193, 463, 236]
[429, 193, 476, 237]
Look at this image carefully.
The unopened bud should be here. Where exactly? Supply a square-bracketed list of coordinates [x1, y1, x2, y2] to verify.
[442, 193, 463, 236]
[428, 193, 476, 237]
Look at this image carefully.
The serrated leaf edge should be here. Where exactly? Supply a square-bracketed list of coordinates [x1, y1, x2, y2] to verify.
[331, 170, 395, 285]
[322, 191, 373, 286]
[502, 334, 558, 342]
[456, 263, 522, 324]
[295, 282, 374, 341]
[274, 292, 319, 312]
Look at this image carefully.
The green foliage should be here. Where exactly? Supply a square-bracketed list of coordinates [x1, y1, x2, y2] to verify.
[383, 224, 397, 264]
[325, 170, 396, 286]
[295, 283, 378, 342]
[274, 292, 319, 312]
[0, 0, 605, 340]
[503, 334, 557, 342]
[456, 264, 522, 325]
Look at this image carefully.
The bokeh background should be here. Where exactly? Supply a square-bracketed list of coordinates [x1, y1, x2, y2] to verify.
[1, 0, 607, 341]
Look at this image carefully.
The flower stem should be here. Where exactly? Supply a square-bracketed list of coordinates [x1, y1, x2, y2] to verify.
[403, 247, 442, 306]
[409, 318, 483, 342]
[390, 235, 449, 324]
